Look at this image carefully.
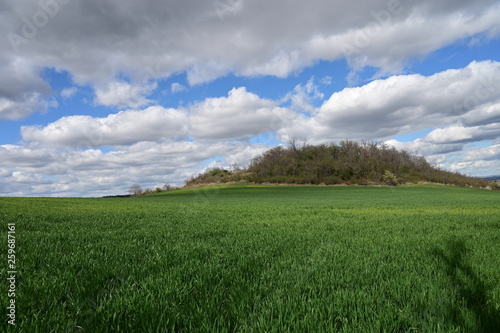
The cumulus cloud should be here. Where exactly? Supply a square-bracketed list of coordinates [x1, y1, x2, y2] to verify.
[189, 87, 295, 140]
[385, 133, 500, 177]
[384, 139, 465, 156]
[463, 143, 500, 163]
[283, 60, 500, 142]
[21, 86, 298, 145]
[445, 142, 500, 176]
[425, 124, 500, 144]
[21, 106, 187, 147]
[94, 80, 157, 109]
[286, 77, 325, 114]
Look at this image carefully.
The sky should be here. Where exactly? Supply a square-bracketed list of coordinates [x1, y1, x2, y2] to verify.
[1, 0, 500, 197]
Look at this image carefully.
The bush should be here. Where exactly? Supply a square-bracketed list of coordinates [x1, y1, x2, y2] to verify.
[209, 168, 230, 177]
[383, 170, 398, 186]
[324, 176, 342, 185]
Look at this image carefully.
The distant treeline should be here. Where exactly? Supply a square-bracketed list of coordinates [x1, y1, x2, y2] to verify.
[186, 140, 497, 189]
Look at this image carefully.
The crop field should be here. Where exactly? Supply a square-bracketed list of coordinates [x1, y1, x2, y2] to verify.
[1, 185, 500, 332]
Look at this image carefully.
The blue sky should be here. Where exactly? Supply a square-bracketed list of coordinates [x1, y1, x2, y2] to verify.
[1, 0, 500, 196]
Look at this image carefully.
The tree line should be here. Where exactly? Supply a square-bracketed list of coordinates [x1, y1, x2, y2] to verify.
[186, 140, 495, 189]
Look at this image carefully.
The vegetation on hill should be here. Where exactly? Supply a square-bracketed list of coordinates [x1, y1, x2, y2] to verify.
[186, 140, 495, 189]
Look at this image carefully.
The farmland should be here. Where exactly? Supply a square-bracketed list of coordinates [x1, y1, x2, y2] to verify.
[1, 185, 500, 332]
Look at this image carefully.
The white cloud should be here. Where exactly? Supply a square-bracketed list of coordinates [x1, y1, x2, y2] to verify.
[447, 142, 500, 177]
[459, 142, 500, 163]
[20, 86, 298, 145]
[286, 77, 324, 114]
[186, 61, 231, 86]
[319, 76, 333, 85]
[189, 87, 295, 140]
[385, 137, 500, 177]
[384, 139, 464, 156]
[425, 124, 500, 144]
[21, 106, 188, 147]
[60, 87, 77, 99]
[94, 80, 157, 109]
[281, 60, 500, 142]
[171, 82, 187, 94]
[11, 171, 47, 184]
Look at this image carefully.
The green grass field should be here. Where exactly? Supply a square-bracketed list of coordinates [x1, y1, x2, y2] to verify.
[1, 185, 500, 332]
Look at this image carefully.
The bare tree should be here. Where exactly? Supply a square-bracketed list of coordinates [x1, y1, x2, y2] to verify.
[128, 184, 143, 196]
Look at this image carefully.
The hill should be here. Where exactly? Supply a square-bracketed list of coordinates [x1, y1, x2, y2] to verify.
[186, 140, 495, 189]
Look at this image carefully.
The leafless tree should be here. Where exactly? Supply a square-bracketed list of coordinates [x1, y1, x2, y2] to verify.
[128, 184, 143, 196]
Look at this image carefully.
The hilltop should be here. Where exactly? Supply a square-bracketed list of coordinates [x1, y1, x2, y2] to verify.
[186, 140, 495, 189]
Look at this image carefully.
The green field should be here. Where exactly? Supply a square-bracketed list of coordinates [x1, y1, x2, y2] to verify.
[1, 185, 500, 332]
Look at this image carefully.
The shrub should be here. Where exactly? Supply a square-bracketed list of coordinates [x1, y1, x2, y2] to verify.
[383, 170, 398, 186]
[209, 168, 229, 177]
[324, 176, 342, 185]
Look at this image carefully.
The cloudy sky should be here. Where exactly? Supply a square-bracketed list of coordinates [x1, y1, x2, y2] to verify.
[1, 0, 500, 197]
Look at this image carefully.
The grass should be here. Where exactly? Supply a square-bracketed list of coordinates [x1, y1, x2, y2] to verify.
[1, 185, 500, 332]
